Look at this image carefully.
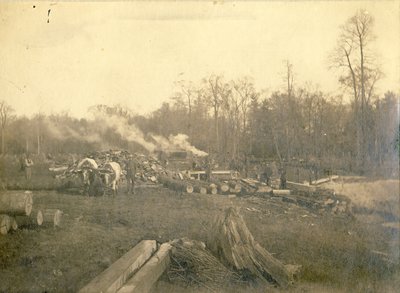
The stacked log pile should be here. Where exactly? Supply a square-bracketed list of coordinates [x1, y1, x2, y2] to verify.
[0, 191, 63, 235]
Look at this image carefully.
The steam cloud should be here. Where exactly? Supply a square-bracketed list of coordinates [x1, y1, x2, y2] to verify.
[42, 113, 207, 156]
[93, 113, 156, 152]
[151, 134, 208, 157]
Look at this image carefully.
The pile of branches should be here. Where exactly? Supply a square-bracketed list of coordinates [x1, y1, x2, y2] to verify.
[168, 238, 241, 291]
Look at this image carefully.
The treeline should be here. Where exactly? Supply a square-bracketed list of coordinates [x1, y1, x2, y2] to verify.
[0, 75, 398, 175]
[0, 10, 398, 176]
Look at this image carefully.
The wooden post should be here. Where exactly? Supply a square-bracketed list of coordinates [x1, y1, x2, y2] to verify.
[0, 191, 33, 216]
[117, 243, 172, 293]
[78, 240, 157, 293]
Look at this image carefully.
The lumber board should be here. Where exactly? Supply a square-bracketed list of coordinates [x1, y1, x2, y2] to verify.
[78, 240, 157, 293]
[117, 243, 172, 293]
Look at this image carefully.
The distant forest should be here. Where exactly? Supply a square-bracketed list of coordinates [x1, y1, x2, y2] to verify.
[0, 10, 399, 175]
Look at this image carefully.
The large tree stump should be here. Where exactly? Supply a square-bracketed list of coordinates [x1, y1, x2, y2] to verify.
[207, 207, 294, 288]
[0, 191, 33, 216]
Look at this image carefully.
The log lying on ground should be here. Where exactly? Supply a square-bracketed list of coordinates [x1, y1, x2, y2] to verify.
[208, 183, 218, 195]
[207, 207, 294, 288]
[15, 209, 42, 227]
[0, 214, 11, 235]
[210, 180, 230, 194]
[257, 185, 273, 194]
[78, 240, 157, 293]
[311, 175, 339, 185]
[117, 243, 172, 293]
[188, 180, 208, 194]
[286, 181, 316, 193]
[159, 176, 194, 194]
[10, 216, 18, 231]
[229, 181, 242, 193]
[0, 191, 33, 216]
[37, 209, 63, 227]
[272, 189, 291, 195]
[193, 185, 207, 194]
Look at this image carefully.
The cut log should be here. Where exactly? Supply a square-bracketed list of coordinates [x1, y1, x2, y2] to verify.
[272, 189, 291, 195]
[0, 214, 11, 235]
[228, 181, 242, 193]
[286, 181, 316, 193]
[159, 176, 194, 194]
[210, 180, 230, 193]
[208, 183, 218, 195]
[208, 207, 294, 288]
[193, 185, 207, 194]
[78, 240, 157, 293]
[311, 175, 339, 185]
[117, 243, 172, 293]
[10, 216, 18, 230]
[15, 209, 42, 227]
[37, 209, 63, 227]
[0, 191, 33, 216]
[257, 186, 273, 194]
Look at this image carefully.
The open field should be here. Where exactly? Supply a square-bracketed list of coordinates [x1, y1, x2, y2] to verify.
[1, 178, 399, 292]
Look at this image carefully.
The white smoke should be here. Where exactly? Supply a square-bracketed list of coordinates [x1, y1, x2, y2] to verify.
[43, 118, 102, 143]
[42, 112, 206, 156]
[169, 134, 208, 157]
[151, 133, 208, 157]
[94, 113, 156, 153]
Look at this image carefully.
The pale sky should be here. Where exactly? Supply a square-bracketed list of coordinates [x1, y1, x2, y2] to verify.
[0, 1, 399, 118]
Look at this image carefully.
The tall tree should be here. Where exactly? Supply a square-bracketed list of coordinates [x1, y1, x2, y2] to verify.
[0, 101, 14, 154]
[330, 10, 381, 168]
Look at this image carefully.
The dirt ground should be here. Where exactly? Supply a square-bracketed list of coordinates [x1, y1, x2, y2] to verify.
[0, 179, 399, 293]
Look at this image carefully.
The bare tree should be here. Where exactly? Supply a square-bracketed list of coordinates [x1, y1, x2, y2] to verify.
[205, 75, 230, 153]
[0, 101, 14, 154]
[329, 9, 381, 168]
[174, 80, 195, 138]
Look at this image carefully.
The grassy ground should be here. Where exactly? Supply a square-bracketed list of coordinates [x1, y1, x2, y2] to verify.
[0, 178, 399, 292]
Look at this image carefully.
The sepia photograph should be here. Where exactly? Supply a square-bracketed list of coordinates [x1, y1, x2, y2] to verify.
[0, 1, 399, 292]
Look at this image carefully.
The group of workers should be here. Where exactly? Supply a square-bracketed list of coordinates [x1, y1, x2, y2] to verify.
[259, 162, 287, 189]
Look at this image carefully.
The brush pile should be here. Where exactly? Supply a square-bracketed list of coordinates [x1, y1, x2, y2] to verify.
[168, 238, 241, 291]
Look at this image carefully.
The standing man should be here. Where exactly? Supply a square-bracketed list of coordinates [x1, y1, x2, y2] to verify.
[280, 167, 287, 190]
[126, 155, 137, 194]
[24, 154, 34, 181]
[264, 163, 272, 186]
